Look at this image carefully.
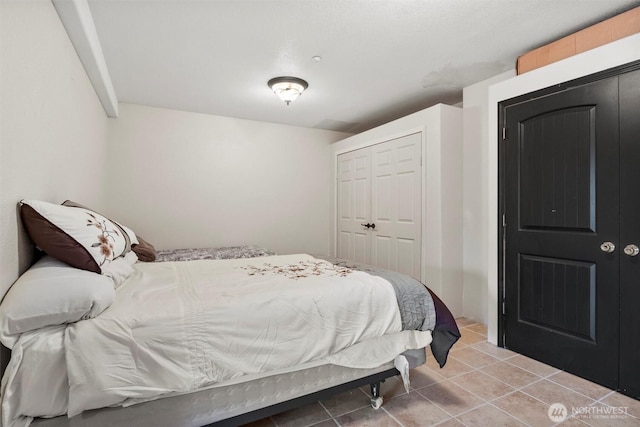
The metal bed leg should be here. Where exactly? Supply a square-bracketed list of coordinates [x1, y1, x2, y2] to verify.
[370, 381, 384, 409]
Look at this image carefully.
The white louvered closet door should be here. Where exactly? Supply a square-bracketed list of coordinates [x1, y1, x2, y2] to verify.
[337, 132, 422, 280]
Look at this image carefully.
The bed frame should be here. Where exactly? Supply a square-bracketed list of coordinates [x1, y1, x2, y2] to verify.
[29, 348, 425, 427]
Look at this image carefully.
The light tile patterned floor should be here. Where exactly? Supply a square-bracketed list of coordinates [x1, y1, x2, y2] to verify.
[243, 318, 640, 427]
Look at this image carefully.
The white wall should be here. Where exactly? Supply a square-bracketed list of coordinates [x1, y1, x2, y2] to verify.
[0, 0, 109, 300]
[484, 34, 640, 344]
[331, 104, 464, 315]
[105, 103, 349, 255]
[461, 71, 515, 324]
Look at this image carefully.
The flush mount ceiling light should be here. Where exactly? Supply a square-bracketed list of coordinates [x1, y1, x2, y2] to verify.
[268, 76, 308, 105]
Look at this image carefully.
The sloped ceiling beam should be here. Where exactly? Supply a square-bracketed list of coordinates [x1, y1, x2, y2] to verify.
[52, 0, 118, 117]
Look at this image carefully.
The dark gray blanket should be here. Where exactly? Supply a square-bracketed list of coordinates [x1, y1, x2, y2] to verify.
[318, 257, 459, 368]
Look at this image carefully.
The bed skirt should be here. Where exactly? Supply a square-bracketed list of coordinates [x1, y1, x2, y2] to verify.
[31, 348, 426, 427]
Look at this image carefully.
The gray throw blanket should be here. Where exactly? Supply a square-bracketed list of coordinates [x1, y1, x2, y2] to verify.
[318, 257, 459, 368]
[317, 257, 436, 332]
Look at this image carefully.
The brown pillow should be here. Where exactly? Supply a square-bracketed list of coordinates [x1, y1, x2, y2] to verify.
[132, 235, 156, 262]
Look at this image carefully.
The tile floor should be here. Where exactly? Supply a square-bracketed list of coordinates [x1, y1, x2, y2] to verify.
[243, 318, 640, 427]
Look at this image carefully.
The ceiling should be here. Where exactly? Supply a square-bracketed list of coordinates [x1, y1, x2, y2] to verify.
[85, 0, 639, 134]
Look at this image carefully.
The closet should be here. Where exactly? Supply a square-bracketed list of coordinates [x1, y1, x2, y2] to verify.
[337, 133, 422, 279]
[500, 65, 640, 398]
[334, 104, 464, 316]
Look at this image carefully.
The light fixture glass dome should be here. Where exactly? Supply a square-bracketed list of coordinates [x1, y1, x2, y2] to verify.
[268, 77, 308, 105]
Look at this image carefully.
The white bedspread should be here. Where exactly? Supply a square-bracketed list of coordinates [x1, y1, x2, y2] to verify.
[2, 254, 433, 426]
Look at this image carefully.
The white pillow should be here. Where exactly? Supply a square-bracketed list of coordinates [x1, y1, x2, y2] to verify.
[20, 200, 128, 274]
[120, 223, 139, 246]
[104, 251, 138, 288]
[0, 256, 115, 349]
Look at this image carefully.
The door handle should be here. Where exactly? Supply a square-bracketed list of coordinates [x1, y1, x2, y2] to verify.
[600, 242, 616, 253]
[624, 244, 639, 257]
[360, 223, 376, 230]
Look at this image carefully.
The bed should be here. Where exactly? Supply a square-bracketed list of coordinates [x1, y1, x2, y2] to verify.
[0, 200, 460, 427]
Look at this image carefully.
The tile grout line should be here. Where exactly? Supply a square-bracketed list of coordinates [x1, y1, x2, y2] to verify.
[380, 405, 407, 427]
[467, 337, 618, 404]
[482, 349, 624, 416]
[316, 400, 341, 427]
[586, 389, 640, 421]
[468, 343, 519, 361]
[425, 325, 632, 426]
[430, 358, 634, 427]
[258, 320, 634, 427]
[544, 375, 615, 403]
[414, 391, 463, 420]
[414, 363, 552, 425]
[411, 332, 596, 426]
[413, 380, 486, 421]
[505, 376, 620, 426]
[502, 357, 562, 378]
[417, 321, 512, 422]
[485, 401, 537, 427]
[496, 368, 612, 425]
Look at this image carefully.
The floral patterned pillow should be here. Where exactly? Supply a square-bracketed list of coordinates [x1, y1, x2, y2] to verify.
[20, 200, 128, 274]
[61, 200, 138, 252]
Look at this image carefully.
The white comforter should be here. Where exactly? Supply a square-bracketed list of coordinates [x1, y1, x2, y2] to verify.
[2, 254, 432, 426]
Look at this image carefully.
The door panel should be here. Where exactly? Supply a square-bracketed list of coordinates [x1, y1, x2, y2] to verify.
[337, 150, 371, 263]
[619, 69, 640, 399]
[374, 174, 392, 221]
[519, 106, 596, 232]
[518, 255, 596, 341]
[353, 232, 368, 264]
[338, 231, 350, 260]
[504, 77, 620, 389]
[373, 235, 392, 269]
[397, 238, 416, 277]
[397, 172, 417, 222]
[371, 133, 422, 279]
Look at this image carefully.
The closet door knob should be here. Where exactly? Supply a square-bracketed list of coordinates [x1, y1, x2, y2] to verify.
[624, 244, 639, 257]
[360, 223, 376, 230]
[600, 242, 616, 253]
